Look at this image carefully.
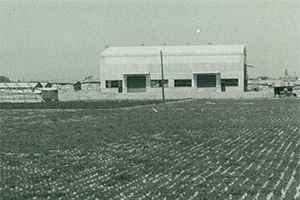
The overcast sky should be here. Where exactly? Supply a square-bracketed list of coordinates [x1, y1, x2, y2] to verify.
[1, 0, 299, 81]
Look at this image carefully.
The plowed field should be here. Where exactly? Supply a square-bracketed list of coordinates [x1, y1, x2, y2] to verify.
[1, 99, 299, 199]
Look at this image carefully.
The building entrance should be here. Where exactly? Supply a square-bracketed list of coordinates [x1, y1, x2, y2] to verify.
[197, 74, 217, 88]
[127, 75, 146, 93]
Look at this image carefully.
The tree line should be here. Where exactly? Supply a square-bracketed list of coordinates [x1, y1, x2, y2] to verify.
[0, 76, 11, 82]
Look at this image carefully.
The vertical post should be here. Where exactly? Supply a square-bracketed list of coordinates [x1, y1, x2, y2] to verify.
[160, 50, 165, 100]
[16, 83, 26, 102]
[5, 83, 15, 102]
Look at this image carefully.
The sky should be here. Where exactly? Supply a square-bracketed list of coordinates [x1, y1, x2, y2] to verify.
[1, 0, 299, 81]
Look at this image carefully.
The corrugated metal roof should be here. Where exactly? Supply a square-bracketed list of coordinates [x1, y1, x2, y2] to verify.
[101, 45, 246, 57]
[37, 88, 58, 91]
[0, 83, 10, 88]
[0, 82, 35, 88]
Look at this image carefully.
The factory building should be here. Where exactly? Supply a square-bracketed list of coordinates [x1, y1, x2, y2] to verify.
[100, 45, 248, 98]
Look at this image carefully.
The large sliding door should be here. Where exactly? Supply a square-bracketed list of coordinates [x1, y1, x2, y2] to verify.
[197, 74, 217, 88]
[127, 75, 146, 93]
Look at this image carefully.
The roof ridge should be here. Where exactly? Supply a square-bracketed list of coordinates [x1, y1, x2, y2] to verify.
[101, 45, 246, 56]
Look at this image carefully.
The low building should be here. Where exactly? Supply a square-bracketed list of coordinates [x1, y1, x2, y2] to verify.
[50, 81, 78, 91]
[82, 79, 101, 90]
[100, 45, 248, 98]
[0, 82, 42, 102]
[257, 76, 269, 80]
[248, 77, 273, 91]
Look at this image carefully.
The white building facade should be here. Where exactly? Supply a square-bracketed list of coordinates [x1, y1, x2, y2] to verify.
[100, 45, 247, 99]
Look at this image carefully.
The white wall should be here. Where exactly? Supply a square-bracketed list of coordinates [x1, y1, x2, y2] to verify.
[100, 54, 245, 93]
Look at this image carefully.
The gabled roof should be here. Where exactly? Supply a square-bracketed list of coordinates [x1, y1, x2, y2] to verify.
[40, 82, 52, 87]
[101, 45, 246, 57]
[30, 82, 43, 87]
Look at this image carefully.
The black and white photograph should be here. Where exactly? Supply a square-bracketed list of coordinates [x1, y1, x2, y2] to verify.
[0, 0, 299, 199]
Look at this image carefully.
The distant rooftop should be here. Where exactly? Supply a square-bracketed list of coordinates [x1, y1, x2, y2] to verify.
[257, 76, 269, 80]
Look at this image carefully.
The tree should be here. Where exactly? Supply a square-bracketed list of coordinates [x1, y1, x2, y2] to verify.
[0, 76, 11, 82]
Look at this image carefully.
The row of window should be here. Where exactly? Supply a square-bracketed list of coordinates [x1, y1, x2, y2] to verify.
[106, 80, 169, 88]
[151, 80, 169, 88]
[106, 79, 239, 88]
[222, 79, 239, 86]
[106, 80, 122, 88]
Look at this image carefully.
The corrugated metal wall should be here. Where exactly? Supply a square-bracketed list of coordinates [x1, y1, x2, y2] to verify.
[100, 47, 246, 93]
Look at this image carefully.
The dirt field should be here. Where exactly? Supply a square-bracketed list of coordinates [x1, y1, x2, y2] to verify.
[0, 99, 171, 109]
[1, 99, 299, 199]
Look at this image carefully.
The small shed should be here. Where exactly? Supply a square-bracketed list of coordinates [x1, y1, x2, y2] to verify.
[40, 88, 59, 101]
[73, 81, 82, 91]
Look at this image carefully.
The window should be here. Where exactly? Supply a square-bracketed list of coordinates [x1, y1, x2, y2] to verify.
[221, 79, 239, 87]
[174, 79, 192, 87]
[151, 80, 168, 88]
[106, 80, 122, 88]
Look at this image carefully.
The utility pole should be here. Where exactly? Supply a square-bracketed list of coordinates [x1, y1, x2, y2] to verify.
[160, 50, 165, 100]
